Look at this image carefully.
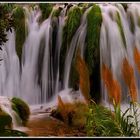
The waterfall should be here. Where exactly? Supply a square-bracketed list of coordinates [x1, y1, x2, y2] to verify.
[1, 3, 140, 108]
[63, 7, 89, 89]
[100, 3, 140, 105]
[54, 7, 67, 95]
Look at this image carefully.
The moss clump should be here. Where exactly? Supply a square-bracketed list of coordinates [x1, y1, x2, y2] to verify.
[65, 6, 82, 45]
[0, 109, 12, 130]
[12, 6, 26, 61]
[85, 4, 102, 75]
[116, 11, 127, 49]
[85, 4, 102, 103]
[52, 7, 62, 18]
[11, 97, 30, 126]
[39, 3, 53, 21]
[60, 6, 82, 84]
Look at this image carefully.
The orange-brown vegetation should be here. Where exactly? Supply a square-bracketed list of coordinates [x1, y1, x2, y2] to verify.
[122, 57, 137, 102]
[101, 63, 121, 105]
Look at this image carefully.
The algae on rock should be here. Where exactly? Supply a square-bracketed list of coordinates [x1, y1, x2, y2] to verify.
[85, 4, 102, 103]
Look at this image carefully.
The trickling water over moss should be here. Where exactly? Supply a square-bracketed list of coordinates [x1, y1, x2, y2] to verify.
[85, 4, 102, 103]
[12, 6, 26, 61]
[60, 6, 82, 86]
[39, 3, 53, 22]
[116, 11, 127, 49]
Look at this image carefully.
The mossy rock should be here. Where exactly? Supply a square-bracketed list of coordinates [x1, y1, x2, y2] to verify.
[0, 129, 28, 137]
[52, 7, 62, 18]
[85, 4, 102, 75]
[60, 5, 82, 85]
[85, 4, 102, 103]
[39, 3, 53, 22]
[11, 97, 30, 126]
[0, 109, 12, 130]
[12, 6, 26, 61]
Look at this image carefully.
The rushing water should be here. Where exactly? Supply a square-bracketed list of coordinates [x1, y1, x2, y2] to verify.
[99, 3, 140, 105]
[1, 3, 140, 107]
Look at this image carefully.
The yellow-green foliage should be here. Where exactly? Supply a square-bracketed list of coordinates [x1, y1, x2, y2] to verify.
[39, 3, 53, 21]
[11, 97, 30, 126]
[60, 5, 82, 83]
[0, 109, 12, 130]
[85, 4, 102, 75]
[86, 103, 120, 136]
[12, 6, 26, 61]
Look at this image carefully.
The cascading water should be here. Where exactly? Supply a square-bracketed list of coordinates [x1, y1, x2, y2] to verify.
[1, 3, 140, 109]
[100, 3, 140, 105]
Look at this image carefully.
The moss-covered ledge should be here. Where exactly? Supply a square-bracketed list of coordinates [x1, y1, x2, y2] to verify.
[85, 4, 102, 103]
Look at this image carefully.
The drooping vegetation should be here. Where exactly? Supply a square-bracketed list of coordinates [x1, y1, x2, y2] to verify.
[0, 4, 14, 46]
[12, 5, 26, 61]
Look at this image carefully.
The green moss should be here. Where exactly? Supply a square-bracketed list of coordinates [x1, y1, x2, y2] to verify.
[60, 6, 82, 83]
[128, 12, 135, 34]
[85, 4, 102, 75]
[85, 4, 102, 103]
[65, 6, 82, 45]
[12, 6, 26, 61]
[116, 12, 127, 49]
[39, 3, 53, 21]
[52, 7, 62, 18]
[0, 110, 12, 130]
[11, 97, 30, 126]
